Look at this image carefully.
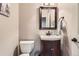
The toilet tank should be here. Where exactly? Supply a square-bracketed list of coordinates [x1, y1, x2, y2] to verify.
[20, 41, 34, 53]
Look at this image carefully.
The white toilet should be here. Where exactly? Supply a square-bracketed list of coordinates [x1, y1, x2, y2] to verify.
[19, 41, 34, 56]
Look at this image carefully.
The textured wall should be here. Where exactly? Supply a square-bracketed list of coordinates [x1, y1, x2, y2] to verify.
[0, 3, 19, 56]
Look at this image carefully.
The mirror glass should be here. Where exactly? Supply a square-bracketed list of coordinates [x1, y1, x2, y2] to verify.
[39, 7, 57, 29]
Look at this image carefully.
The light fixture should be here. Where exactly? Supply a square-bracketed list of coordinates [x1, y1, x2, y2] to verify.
[42, 3, 55, 6]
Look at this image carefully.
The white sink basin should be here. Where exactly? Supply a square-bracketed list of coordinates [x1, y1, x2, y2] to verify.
[40, 35, 62, 41]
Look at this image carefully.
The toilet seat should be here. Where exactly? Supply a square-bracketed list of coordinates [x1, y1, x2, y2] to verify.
[19, 54, 29, 56]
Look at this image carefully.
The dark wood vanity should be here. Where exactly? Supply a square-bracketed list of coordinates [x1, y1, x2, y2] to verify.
[40, 40, 61, 56]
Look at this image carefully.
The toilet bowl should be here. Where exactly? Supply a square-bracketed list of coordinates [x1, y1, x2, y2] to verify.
[20, 41, 34, 56]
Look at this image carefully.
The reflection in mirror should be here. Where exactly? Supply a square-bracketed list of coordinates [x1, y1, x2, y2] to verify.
[42, 17, 46, 27]
[41, 9, 49, 27]
[50, 9, 55, 27]
[39, 7, 58, 30]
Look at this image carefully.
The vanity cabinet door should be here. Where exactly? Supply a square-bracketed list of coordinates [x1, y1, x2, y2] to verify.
[41, 40, 61, 56]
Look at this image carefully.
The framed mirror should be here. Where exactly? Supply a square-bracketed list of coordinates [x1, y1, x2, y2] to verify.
[39, 6, 58, 30]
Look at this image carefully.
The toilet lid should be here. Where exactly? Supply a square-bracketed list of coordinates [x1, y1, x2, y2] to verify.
[19, 54, 29, 56]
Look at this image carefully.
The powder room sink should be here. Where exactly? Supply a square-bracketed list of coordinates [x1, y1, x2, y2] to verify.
[40, 35, 62, 41]
[40, 35, 62, 56]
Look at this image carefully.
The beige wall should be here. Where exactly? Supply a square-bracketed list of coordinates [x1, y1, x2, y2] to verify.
[19, 3, 39, 40]
[78, 4, 79, 34]
[58, 3, 78, 39]
[0, 3, 19, 56]
[19, 3, 79, 55]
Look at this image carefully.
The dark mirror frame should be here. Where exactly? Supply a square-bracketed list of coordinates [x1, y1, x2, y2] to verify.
[39, 6, 58, 30]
